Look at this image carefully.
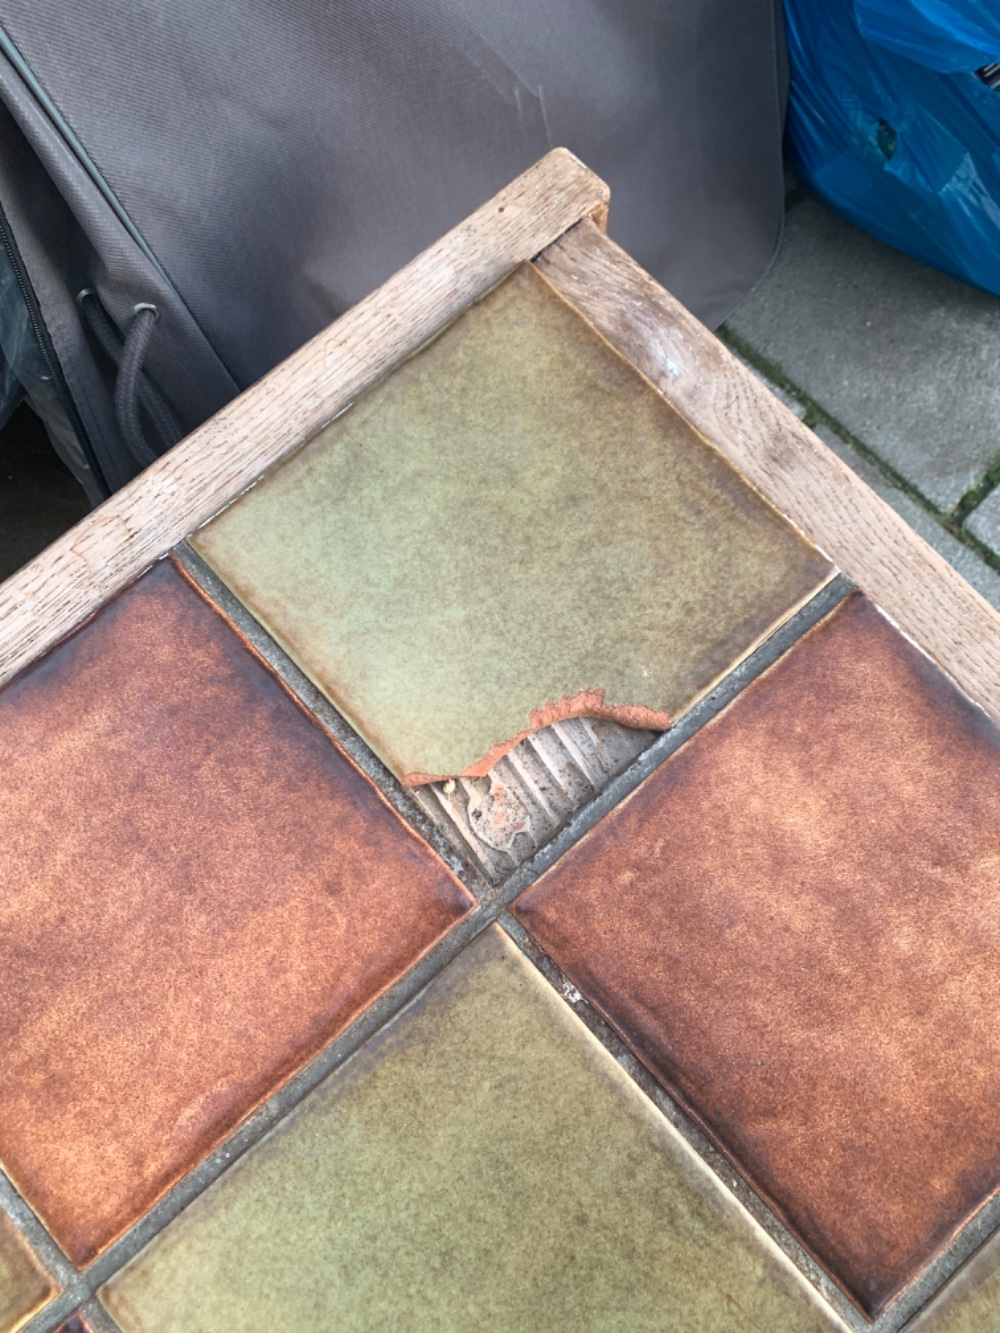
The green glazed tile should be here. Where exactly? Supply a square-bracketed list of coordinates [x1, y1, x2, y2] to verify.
[193, 264, 832, 784]
[908, 1233, 1000, 1331]
[0, 1211, 51, 1332]
[102, 927, 842, 1333]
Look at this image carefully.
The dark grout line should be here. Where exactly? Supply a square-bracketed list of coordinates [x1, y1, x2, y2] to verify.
[172, 542, 492, 901]
[13, 559, 984, 1333]
[497, 911, 866, 1332]
[492, 574, 853, 910]
[718, 328, 1000, 578]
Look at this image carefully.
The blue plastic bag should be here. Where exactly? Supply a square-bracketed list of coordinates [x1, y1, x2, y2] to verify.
[856, 0, 1000, 71]
[785, 0, 1000, 295]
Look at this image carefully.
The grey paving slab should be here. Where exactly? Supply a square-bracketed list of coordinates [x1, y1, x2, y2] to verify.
[966, 487, 1000, 556]
[813, 425, 1000, 610]
[727, 197, 1000, 511]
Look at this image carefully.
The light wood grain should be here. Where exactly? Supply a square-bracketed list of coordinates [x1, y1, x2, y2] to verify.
[536, 218, 1000, 725]
[0, 150, 609, 686]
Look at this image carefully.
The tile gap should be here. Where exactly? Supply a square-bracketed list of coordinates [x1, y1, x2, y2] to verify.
[938, 515, 1000, 575]
[947, 455, 1000, 527]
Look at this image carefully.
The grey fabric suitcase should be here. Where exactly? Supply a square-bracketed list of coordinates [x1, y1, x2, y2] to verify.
[0, 0, 788, 500]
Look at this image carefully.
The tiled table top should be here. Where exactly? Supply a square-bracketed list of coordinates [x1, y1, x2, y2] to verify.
[102, 929, 838, 1333]
[0, 1212, 50, 1333]
[516, 591, 1000, 1318]
[3, 245, 999, 1333]
[194, 263, 830, 785]
[0, 558, 471, 1266]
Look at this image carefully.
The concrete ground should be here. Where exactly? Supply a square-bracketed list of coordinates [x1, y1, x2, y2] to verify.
[724, 178, 1000, 610]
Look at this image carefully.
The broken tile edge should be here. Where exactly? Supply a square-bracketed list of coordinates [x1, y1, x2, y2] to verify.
[401, 688, 671, 786]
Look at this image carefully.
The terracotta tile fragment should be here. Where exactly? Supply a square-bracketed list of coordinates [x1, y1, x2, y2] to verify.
[193, 262, 832, 784]
[0, 558, 472, 1266]
[0, 1212, 51, 1332]
[515, 593, 1000, 1319]
[101, 928, 841, 1333]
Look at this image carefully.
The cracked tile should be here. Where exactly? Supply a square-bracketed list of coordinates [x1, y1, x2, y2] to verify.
[0, 558, 472, 1265]
[193, 262, 831, 785]
[101, 928, 841, 1333]
[515, 592, 1000, 1318]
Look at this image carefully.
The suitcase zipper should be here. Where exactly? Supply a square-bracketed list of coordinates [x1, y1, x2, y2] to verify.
[0, 199, 108, 497]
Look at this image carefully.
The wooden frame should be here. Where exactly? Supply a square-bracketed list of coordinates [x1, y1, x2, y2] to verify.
[6, 148, 1000, 1333]
[3, 145, 1000, 742]
[536, 220, 1000, 726]
[0, 149, 609, 685]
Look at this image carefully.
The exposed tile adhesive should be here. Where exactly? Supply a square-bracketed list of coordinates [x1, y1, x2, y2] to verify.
[412, 716, 656, 880]
[193, 262, 831, 786]
[515, 591, 1000, 1320]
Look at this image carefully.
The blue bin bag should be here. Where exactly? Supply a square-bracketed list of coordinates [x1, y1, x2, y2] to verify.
[856, 0, 1000, 72]
[785, 0, 1000, 294]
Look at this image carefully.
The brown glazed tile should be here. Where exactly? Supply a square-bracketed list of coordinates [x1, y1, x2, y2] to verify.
[515, 592, 1000, 1320]
[0, 557, 472, 1267]
[100, 927, 842, 1333]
